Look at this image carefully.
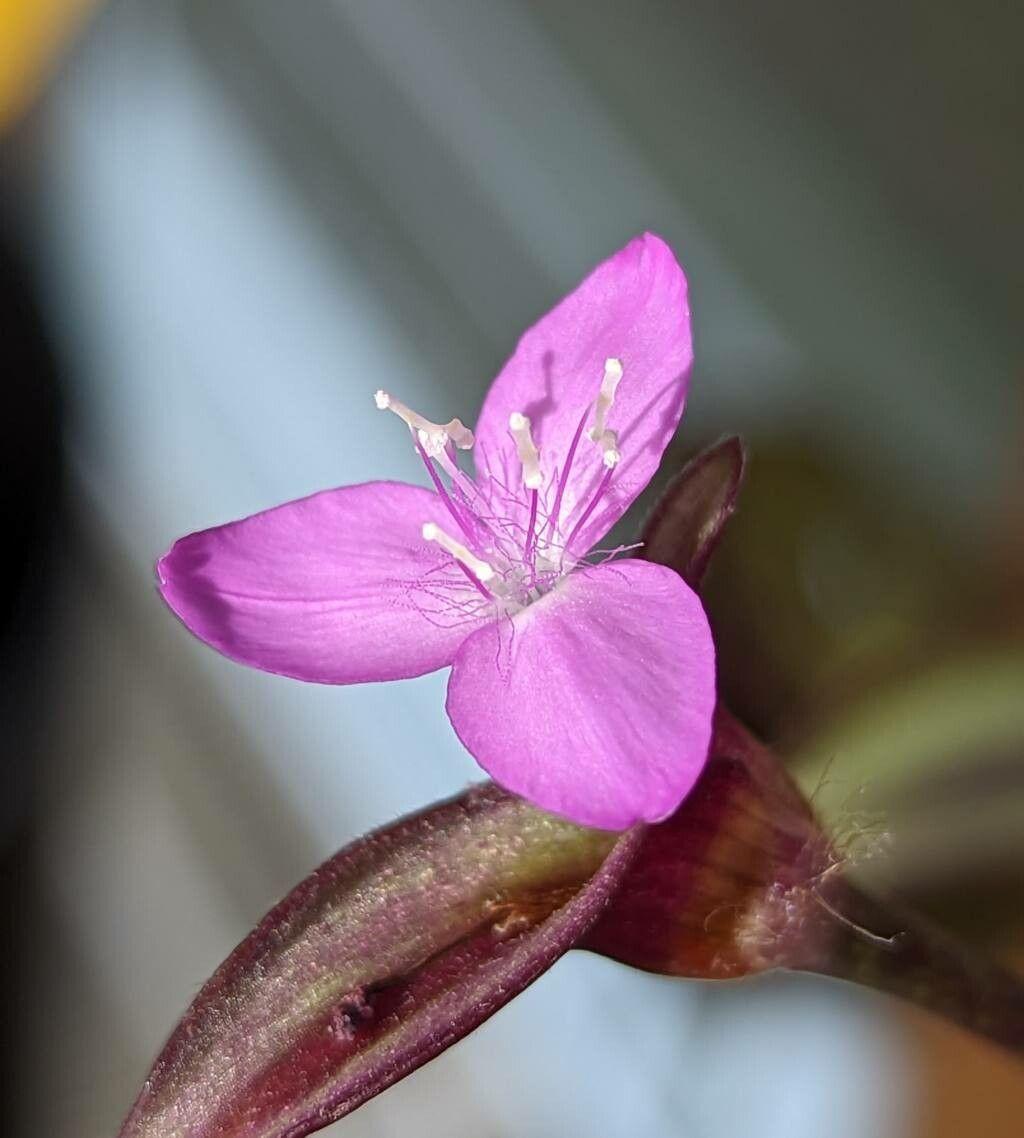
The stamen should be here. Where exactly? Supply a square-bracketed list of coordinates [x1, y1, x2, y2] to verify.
[596, 428, 620, 468]
[508, 412, 543, 489]
[588, 358, 622, 443]
[563, 465, 616, 555]
[414, 436, 477, 542]
[523, 488, 540, 565]
[374, 390, 474, 455]
[422, 522, 495, 583]
[546, 407, 590, 544]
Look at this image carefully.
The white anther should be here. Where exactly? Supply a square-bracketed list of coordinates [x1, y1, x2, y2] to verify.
[508, 411, 543, 490]
[417, 426, 449, 458]
[422, 522, 495, 582]
[597, 429, 621, 468]
[588, 358, 623, 443]
[374, 390, 474, 451]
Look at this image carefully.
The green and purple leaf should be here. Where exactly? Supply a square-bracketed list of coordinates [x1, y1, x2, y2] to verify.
[119, 786, 637, 1138]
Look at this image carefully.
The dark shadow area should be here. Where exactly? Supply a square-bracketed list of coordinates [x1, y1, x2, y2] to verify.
[0, 148, 66, 1134]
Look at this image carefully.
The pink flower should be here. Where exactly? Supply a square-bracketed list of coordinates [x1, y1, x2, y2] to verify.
[157, 234, 715, 829]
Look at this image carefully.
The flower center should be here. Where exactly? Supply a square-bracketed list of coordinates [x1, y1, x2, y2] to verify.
[375, 358, 626, 613]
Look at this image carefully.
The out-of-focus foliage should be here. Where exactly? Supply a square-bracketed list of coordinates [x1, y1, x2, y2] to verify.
[701, 432, 1024, 944]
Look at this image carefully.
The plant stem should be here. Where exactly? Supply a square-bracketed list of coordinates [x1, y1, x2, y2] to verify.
[805, 878, 1024, 1054]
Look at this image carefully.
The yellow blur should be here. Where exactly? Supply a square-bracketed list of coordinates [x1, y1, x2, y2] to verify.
[0, 0, 95, 131]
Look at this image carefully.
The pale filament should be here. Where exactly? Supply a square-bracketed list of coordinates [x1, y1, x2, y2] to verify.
[374, 390, 474, 455]
[508, 411, 543, 489]
[588, 358, 622, 444]
[422, 522, 495, 582]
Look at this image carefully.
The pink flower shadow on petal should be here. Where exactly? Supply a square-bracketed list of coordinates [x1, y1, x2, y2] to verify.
[473, 232, 692, 556]
[157, 481, 490, 684]
[445, 560, 716, 830]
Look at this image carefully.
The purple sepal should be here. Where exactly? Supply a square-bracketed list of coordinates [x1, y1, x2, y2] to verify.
[639, 435, 746, 588]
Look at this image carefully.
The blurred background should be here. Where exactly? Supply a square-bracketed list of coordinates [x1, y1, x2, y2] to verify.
[1, 2, 1022, 1135]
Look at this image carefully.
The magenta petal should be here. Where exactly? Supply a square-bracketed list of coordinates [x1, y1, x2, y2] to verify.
[474, 233, 692, 553]
[157, 481, 491, 684]
[445, 560, 716, 829]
